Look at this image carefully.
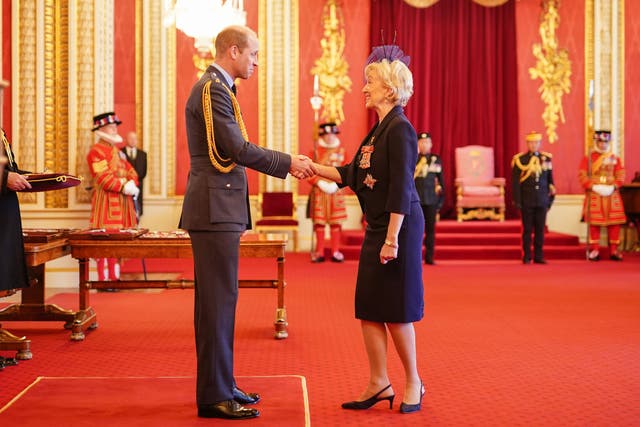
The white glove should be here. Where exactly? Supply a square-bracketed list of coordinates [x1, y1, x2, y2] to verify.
[317, 179, 339, 194]
[123, 179, 140, 199]
[592, 184, 614, 197]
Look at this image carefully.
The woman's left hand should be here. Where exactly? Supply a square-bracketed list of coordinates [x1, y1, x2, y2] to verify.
[379, 244, 398, 264]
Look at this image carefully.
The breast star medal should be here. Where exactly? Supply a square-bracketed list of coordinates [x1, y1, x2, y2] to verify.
[363, 173, 377, 189]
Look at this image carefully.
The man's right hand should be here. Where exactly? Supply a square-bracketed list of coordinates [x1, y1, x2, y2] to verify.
[289, 155, 317, 179]
[7, 172, 32, 191]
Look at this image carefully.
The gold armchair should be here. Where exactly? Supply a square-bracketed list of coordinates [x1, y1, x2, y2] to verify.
[454, 145, 505, 221]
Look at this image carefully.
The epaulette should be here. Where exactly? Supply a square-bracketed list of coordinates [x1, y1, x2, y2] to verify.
[540, 151, 552, 158]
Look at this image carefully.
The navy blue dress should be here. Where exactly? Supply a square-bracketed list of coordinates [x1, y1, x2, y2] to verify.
[337, 106, 424, 323]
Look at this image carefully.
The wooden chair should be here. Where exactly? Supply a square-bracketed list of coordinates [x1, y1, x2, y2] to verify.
[254, 192, 298, 251]
[455, 145, 505, 221]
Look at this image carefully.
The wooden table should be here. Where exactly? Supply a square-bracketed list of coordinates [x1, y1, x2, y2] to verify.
[68, 232, 288, 341]
[0, 237, 74, 359]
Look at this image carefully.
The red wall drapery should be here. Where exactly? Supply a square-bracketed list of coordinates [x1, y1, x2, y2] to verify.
[371, 0, 519, 218]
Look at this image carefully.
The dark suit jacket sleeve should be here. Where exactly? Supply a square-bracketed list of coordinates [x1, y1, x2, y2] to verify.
[210, 81, 290, 178]
[137, 151, 147, 180]
[385, 119, 417, 215]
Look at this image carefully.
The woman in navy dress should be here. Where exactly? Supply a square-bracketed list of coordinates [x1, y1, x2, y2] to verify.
[311, 45, 425, 414]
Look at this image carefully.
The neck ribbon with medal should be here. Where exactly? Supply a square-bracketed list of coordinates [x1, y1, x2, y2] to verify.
[359, 136, 377, 189]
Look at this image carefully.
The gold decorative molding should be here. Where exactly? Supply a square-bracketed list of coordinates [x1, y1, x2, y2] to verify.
[259, 0, 299, 193]
[529, 0, 571, 143]
[403, 0, 439, 8]
[584, 0, 594, 154]
[311, 0, 352, 125]
[44, 0, 69, 208]
[585, 0, 624, 158]
[15, 1, 37, 205]
[74, 0, 95, 204]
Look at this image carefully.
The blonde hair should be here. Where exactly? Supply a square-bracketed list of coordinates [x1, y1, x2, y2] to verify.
[364, 59, 414, 107]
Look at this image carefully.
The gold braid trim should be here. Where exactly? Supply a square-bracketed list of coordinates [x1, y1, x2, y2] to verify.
[414, 156, 427, 179]
[514, 155, 542, 183]
[1, 128, 15, 166]
[201, 78, 249, 173]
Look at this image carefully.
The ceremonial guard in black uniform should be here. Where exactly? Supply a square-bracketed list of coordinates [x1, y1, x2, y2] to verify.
[414, 132, 444, 264]
[511, 131, 556, 264]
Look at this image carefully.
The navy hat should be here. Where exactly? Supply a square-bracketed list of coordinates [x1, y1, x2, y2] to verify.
[593, 129, 611, 142]
[92, 112, 121, 131]
[319, 122, 340, 136]
[418, 132, 431, 139]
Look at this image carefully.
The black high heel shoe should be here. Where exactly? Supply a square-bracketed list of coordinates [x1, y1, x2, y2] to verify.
[341, 384, 395, 410]
[399, 382, 425, 414]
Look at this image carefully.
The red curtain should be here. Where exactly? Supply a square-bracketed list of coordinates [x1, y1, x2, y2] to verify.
[370, 0, 519, 218]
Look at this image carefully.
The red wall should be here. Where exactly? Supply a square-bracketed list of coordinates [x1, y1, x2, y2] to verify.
[625, 0, 640, 180]
[113, 0, 136, 141]
[516, 0, 586, 194]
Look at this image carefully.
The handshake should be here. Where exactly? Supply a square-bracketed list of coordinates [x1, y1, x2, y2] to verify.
[122, 179, 140, 200]
[288, 155, 318, 180]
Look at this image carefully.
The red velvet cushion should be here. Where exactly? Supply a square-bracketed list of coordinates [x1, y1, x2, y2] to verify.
[261, 192, 294, 217]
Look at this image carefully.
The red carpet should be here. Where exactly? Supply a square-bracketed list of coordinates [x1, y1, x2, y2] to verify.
[2, 253, 640, 426]
[1, 376, 308, 426]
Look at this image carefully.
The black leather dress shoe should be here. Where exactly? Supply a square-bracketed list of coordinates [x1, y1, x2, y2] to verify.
[533, 259, 547, 264]
[233, 386, 260, 405]
[522, 257, 531, 264]
[198, 400, 259, 419]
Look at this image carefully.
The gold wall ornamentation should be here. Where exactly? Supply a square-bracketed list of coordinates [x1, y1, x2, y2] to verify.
[404, 0, 509, 7]
[471, 0, 509, 6]
[403, 0, 439, 7]
[529, 0, 571, 143]
[310, 0, 351, 125]
[74, 0, 96, 204]
[142, 1, 171, 197]
[44, 0, 69, 208]
[585, 0, 624, 157]
[16, 1, 37, 205]
[259, 0, 299, 193]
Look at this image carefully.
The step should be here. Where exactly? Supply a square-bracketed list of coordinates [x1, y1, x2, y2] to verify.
[341, 231, 579, 247]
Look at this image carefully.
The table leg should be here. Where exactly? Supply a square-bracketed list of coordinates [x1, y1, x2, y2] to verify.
[274, 256, 288, 339]
[0, 264, 76, 327]
[0, 327, 32, 360]
[70, 258, 98, 341]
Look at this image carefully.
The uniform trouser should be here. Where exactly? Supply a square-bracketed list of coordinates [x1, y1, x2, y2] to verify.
[588, 224, 621, 252]
[190, 230, 241, 406]
[421, 204, 438, 262]
[521, 205, 547, 260]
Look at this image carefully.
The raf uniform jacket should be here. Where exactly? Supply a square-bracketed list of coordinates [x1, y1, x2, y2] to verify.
[414, 153, 444, 209]
[179, 65, 291, 232]
[511, 151, 555, 209]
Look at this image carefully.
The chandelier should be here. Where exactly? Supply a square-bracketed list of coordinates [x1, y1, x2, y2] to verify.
[164, 0, 247, 54]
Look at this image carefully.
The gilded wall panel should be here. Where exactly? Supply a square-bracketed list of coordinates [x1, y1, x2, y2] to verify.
[259, 0, 299, 193]
[15, 1, 37, 205]
[74, 0, 95, 203]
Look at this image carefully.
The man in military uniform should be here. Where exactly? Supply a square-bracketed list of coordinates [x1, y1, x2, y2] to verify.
[414, 132, 444, 264]
[511, 131, 556, 264]
[578, 129, 626, 261]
